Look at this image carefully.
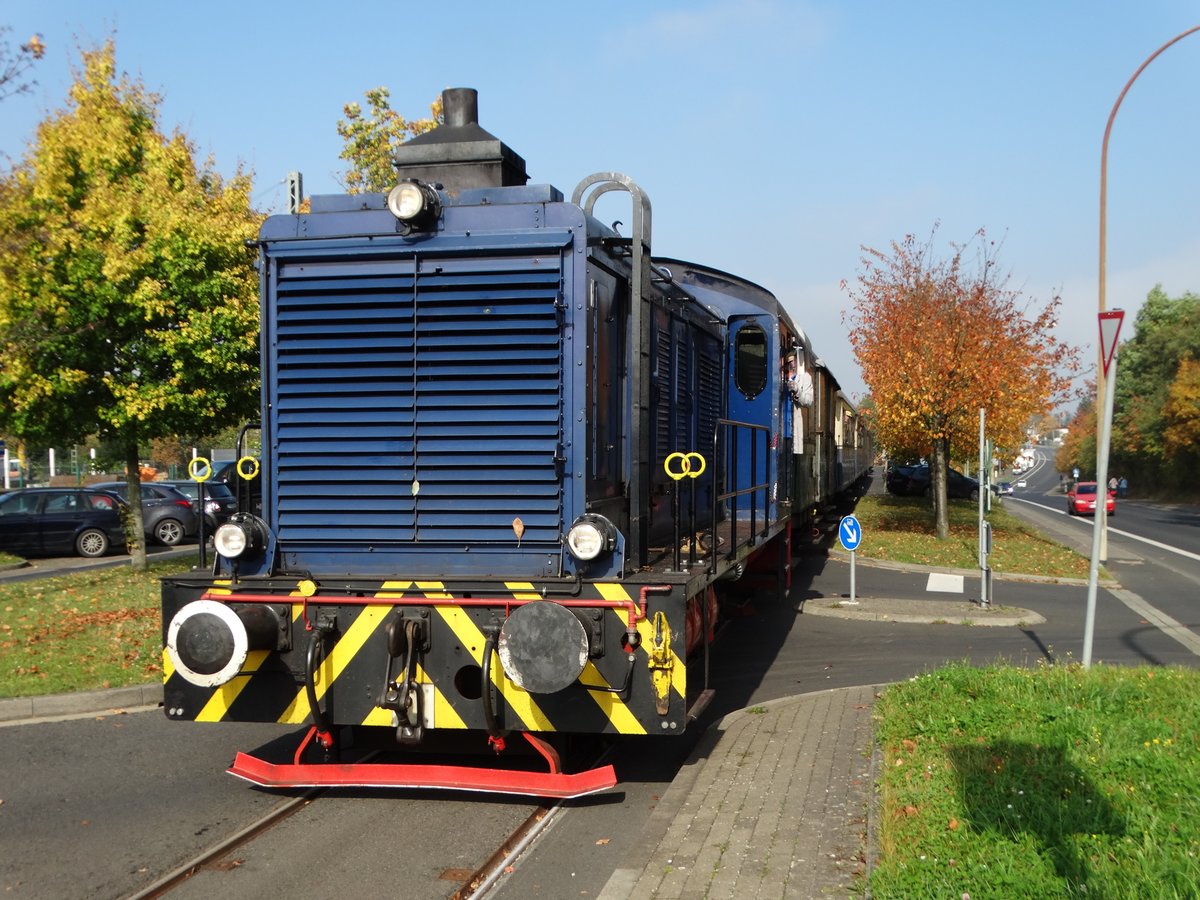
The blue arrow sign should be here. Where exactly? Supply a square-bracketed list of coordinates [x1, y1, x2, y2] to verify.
[839, 514, 862, 552]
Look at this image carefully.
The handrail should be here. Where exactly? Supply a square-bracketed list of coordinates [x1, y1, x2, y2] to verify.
[709, 417, 772, 574]
[572, 173, 654, 566]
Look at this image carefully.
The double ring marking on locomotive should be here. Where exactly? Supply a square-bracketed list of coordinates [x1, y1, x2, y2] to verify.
[663, 451, 707, 481]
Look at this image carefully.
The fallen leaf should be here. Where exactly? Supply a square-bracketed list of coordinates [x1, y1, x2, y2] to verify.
[595, 838, 610, 846]
[949, 818, 959, 830]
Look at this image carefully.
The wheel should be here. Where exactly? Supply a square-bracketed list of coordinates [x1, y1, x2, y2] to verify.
[76, 528, 110, 558]
[969, 489, 979, 501]
[154, 518, 184, 546]
[1067, 504, 1075, 516]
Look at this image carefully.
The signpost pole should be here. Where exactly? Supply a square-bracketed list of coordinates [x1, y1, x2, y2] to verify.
[850, 548, 856, 605]
[839, 514, 863, 606]
[1083, 309, 1124, 667]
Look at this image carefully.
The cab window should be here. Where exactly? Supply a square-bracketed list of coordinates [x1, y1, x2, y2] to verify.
[734, 325, 768, 399]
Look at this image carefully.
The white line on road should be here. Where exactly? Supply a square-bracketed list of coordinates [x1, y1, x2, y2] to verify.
[1008, 494, 1200, 658]
[1009, 496, 1200, 563]
[1109, 587, 1200, 657]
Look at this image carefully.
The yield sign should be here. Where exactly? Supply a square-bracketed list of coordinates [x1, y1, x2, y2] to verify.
[1098, 309, 1125, 377]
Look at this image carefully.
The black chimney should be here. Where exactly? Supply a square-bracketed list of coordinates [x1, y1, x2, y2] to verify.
[392, 87, 528, 192]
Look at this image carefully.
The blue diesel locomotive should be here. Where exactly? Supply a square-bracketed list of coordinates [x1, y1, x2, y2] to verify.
[161, 88, 871, 797]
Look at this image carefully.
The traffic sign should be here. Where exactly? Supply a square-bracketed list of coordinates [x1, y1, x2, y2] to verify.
[839, 515, 862, 552]
[1099, 309, 1125, 377]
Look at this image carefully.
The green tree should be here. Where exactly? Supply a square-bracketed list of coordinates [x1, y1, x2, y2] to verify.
[846, 227, 1078, 539]
[0, 41, 261, 566]
[1110, 286, 1200, 491]
[336, 87, 441, 194]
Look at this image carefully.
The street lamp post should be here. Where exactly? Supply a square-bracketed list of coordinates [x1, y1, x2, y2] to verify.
[1096, 25, 1200, 562]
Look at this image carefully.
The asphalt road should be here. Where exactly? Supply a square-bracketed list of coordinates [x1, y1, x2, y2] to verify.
[2, 465, 1198, 899]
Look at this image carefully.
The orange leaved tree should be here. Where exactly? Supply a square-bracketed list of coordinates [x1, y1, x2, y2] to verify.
[846, 228, 1078, 538]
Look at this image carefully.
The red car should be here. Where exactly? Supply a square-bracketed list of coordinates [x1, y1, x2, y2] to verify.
[1067, 482, 1115, 516]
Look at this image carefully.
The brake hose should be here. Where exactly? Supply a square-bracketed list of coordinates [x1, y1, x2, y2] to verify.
[305, 625, 335, 752]
[481, 625, 504, 751]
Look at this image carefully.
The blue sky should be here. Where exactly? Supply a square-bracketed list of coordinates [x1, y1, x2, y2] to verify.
[3, 1, 1199, 404]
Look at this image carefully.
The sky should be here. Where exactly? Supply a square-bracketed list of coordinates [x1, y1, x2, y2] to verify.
[3, 1, 1199, 406]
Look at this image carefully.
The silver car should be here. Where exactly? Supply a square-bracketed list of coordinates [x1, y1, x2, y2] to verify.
[89, 481, 199, 546]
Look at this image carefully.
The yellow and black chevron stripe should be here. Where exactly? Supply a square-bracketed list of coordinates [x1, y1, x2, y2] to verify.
[162, 578, 691, 736]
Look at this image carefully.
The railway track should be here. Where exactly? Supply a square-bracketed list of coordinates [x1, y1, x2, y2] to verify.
[126, 743, 612, 899]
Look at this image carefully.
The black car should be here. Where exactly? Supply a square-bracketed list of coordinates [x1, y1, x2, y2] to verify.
[0, 487, 127, 558]
[161, 479, 238, 532]
[885, 464, 922, 496]
[90, 481, 199, 546]
[886, 464, 980, 500]
[211, 459, 262, 516]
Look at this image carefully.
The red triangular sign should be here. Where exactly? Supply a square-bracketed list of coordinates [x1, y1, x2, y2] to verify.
[1099, 309, 1124, 377]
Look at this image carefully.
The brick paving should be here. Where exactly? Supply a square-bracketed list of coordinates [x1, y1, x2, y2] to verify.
[599, 684, 881, 899]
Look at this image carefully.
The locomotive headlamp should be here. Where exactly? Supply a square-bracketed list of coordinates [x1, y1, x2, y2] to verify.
[565, 514, 617, 562]
[214, 514, 267, 560]
[387, 179, 441, 229]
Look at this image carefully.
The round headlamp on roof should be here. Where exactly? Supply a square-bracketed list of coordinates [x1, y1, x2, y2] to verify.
[387, 179, 441, 229]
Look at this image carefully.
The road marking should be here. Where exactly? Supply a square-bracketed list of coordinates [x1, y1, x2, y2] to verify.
[1008, 496, 1200, 563]
[1109, 587, 1200, 658]
[926, 573, 964, 593]
[1008, 492, 1200, 658]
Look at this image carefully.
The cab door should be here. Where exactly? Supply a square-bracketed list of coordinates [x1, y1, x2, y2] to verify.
[727, 315, 780, 521]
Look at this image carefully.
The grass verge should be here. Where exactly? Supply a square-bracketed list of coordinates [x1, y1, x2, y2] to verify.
[0, 561, 181, 698]
[871, 661, 1200, 898]
[852, 494, 1091, 579]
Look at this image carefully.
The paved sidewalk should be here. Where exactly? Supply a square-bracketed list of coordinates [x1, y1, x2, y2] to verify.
[599, 684, 881, 899]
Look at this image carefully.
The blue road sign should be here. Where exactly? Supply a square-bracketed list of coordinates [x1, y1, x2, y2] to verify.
[839, 514, 862, 552]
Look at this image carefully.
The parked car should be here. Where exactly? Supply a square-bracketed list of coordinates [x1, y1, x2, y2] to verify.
[90, 481, 198, 545]
[211, 459, 262, 516]
[161, 479, 238, 532]
[885, 464, 923, 496]
[1066, 482, 1115, 517]
[886, 464, 980, 500]
[0, 487, 127, 558]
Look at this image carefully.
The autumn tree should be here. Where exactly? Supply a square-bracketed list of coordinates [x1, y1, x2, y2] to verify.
[0, 26, 44, 103]
[336, 87, 441, 194]
[846, 228, 1078, 538]
[1056, 394, 1096, 479]
[0, 41, 261, 566]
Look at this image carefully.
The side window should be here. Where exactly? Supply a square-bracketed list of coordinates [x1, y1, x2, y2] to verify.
[734, 325, 768, 400]
[90, 494, 114, 510]
[44, 492, 77, 513]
